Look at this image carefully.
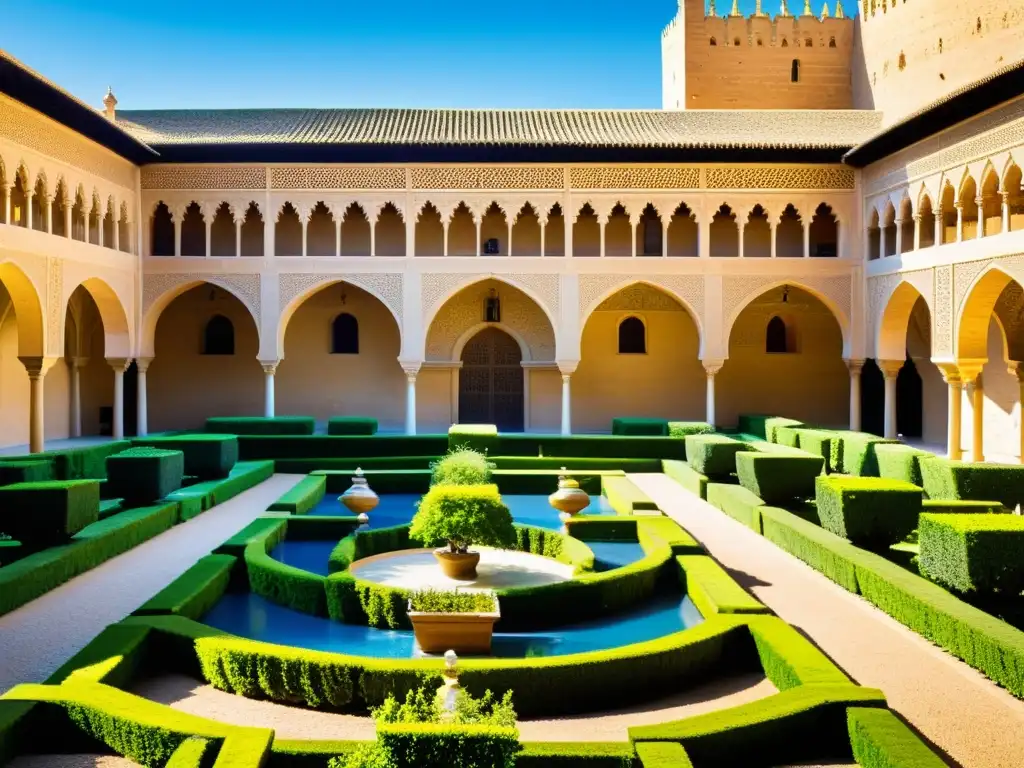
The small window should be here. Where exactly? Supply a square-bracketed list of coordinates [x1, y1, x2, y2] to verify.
[710, 36, 717, 46]
[804, 38, 813, 47]
[766, 316, 790, 354]
[618, 317, 646, 354]
[829, 36, 837, 48]
[791, 59, 801, 82]
[756, 38, 763, 46]
[202, 315, 235, 356]
[781, 38, 789, 48]
[483, 238, 500, 255]
[331, 313, 359, 354]
[733, 37, 741, 46]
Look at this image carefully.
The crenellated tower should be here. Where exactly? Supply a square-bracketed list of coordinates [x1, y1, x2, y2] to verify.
[662, 0, 854, 109]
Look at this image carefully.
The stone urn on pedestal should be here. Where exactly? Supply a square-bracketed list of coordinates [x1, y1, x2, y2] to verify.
[549, 469, 591, 522]
[339, 468, 379, 523]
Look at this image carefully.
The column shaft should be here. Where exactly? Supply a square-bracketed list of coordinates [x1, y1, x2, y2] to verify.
[137, 359, 151, 437]
[972, 376, 985, 462]
[70, 361, 83, 439]
[847, 361, 863, 431]
[405, 373, 417, 436]
[948, 378, 963, 461]
[561, 374, 571, 436]
[112, 366, 125, 439]
[264, 368, 276, 418]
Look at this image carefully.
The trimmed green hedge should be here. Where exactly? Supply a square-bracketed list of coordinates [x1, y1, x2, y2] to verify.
[107, 448, 184, 505]
[0, 459, 53, 486]
[449, 424, 498, 453]
[134, 555, 235, 621]
[668, 422, 715, 441]
[759, 506, 860, 592]
[920, 458, 1024, 509]
[707, 483, 765, 533]
[602, 476, 659, 515]
[847, 707, 949, 768]
[764, 417, 804, 443]
[815, 475, 922, 549]
[685, 435, 749, 478]
[207, 417, 316, 435]
[634, 742, 693, 767]
[829, 432, 901, 477]
[267, 475, 326, 515]
[166, 737, 214, 767]
[0, 480, 100, 545]
[240, 436, 448, 461]
[518, 741, 636, 768]
[314, 469, 433, 495]
[875, 444, 934, 487]
[612, 418, 668, 436]
[0, 502, 179, 617]
[492, 435, 687, 461]
[663, 459, 708, 500]
[563, 516, 639, 541]
[677, 555, 768, 616]
[921, 499, 1005, 514]
[38, 441, 133, 480]
[165, 461, 275, 519]
[377, 722, 518, 768]
[918, 513, 1024, 594]
[735, 451, 823, 505]
[788, 429, 837, 474]
[327, 417, 378, 436]
[134, 435, 238, 480]
[737, 415, 771, 440]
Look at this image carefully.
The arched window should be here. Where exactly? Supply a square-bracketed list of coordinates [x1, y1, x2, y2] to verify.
[766, 316, 789, 354]
[791, 59, 801, 82]
[710, 37, 717, 46]
[618, 317, 646, 354]
[781, 38, 789, 48]
[829, 36, 837, 48]
[332, 313, 359, 354]
[202, 315, 235, 355]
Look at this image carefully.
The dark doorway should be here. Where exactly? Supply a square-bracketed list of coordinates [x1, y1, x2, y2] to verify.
[861, 358, 884, 436]
[459, 328, 524, 432]
[124, 361, 138, 436]
[896, 357, 923, 438]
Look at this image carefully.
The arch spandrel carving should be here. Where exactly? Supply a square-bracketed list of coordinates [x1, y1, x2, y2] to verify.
[277, 272, 404, 326]
[421, 273, 559, 329]
[142, 273, 262, 325]
[46, 257, 63, 356]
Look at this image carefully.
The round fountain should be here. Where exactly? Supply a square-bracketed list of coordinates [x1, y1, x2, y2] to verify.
[339, 468, 379, 523]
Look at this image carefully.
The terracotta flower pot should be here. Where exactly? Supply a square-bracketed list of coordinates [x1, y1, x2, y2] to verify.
[434, 549, 481, 580]
[408, 609, 500, 654]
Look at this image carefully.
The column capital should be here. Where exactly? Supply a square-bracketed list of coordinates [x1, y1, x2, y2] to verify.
[955, 358, 986, 383]
[260, 361, 279, 376]
[135, 356, 154, 373]
[557, 360, 579, 376]
[401, 362, 421, 379]
[68, 356, 90, 371]
[702, 359, 725, 376]
[845, 358, 866, 376]
[107, 357, 132, 373]
[877, 359, 904, 379]
[19, 356, 58, 378]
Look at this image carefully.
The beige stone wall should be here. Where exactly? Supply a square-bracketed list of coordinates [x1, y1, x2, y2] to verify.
[853, 3, 1024, 123]
[0, 315, 71, 449]
[961, 318, 1020, 461]
[717, 287, 849, 429]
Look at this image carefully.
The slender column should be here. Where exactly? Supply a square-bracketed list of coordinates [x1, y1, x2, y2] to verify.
[894, 219, 903, 256]
[976, 197, 986, 239]
[69, 357, 87, 438]
[399, 366, 418, 435]
[442, 222, 449, 257]
[934, 205, 943, 245]
[45, 196, 53, 234]
[335, 218, 342, 257]
[661, 218, 668, 257]
[203, 219, 211, 257]
[1013, 364, 1024, 464]
[475, 218, 482, 257]
[846, 359, 864, 431]
[698, 216, 710, 258]
[1003, 193, 1011, 234]
[599, 217, 606, 258]
[108, 358, 130, 440]
[565, 208, 573, 257]
[770, 221, 778, 258]
[370, 219, 377, 257]
[507, 220, 513, 257]
[26, 193, 34, 231]
[235, 217, 243, 257]
[557, 363, 577, 436]
[98, 211, 105, 248]
[630, 216, 638, 258]
[955, 203, 964, 242]
[703, 361, 723, 427]
[20, 358, 56, 454]
[738, 222, 746, 258]
[112, 212, 120, 251]
[971, 374, 985, 462]
[878, 224, 885, 260]
[942, 369, 964, 461]
[64, 202, 72, 240]
[173, 217, 182, 256]
[539, 219, 546, 257]
[802, 219, 810, 257]
[4, 184, 11, 225]
[262, 362, 277, 418]
[136, 357, 152, 437]
[301, 218, 308, 257]
[878, 359, 903, 439]
[912, 213, 921, 251]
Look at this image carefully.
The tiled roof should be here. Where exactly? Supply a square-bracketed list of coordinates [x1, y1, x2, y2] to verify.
[116, 108, 884, 150]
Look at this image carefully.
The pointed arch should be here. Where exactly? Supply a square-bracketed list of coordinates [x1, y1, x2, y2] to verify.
[0, 259, 45, 356]
[957, 265, 1024, 360]
[141, 278, 260, 358]
[876, 281, 929, 360]
[64, 276, 132, 358]
[425, 274, 559, 338]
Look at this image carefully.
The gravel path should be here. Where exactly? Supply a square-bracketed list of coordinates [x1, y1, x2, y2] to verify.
[131, 671, 776, 742]
[0, 474, 302, 693]
[7, 757, 140, 768]
[630, 473, 1024, 768]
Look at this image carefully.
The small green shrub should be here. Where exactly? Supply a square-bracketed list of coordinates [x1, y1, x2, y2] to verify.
[764, 417, 804, 443]
[206, 416, 315, 435]
[602, 476, 659, 515]
[706, 484, 765, 532]
[410, 484, 515, 554]
[0, 459, 53, 486]
[920, 458, 1024, 509]
[874, 444, 934, 487]
[735, 451, 824, 505]
[663, 459, 708, 499]
[918, 513, 1024, 594]
[668, 422, 715, 440]
[611, 418, 669, 436]
[327, 418, 379, 436]
[134, 554, 235, 620]
[268, 475, 327, 515]
[921, 499, 1005, 514]
[448, 425, 498, 454]
[107, 448, 184, 505]
[517, 742, 636, 768]
[134, 434, 238, 479]
[737, 415, 771, 440]
[815, 475, 922, 549]
[789, 429, 837, 474]
[408, 590, 497, 613]
[677, 555, 767, 616]
[0, 480, 100, 545]
[685, 435, 749, 478]
[847, 707, 948, 768]
[430, 449, 493, 487]
[830, 432, 901, 476]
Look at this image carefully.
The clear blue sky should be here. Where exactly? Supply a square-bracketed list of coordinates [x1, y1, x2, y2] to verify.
[6, 1, 812, 110]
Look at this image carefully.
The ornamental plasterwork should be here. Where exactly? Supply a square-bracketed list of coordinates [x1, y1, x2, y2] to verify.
[141, 166, 267, 190]
[278, 272, 404, 324]
[578, 274, 705, 323]
[272, 167, 405, 190]
[705, 167, 855, 190]
[934, 265, 953, 357]
[723, 274, 852, 330]
[569, 167, 700, 190]
[420, 272, 558, 326]
[411, 167, 563, 190]
[594, 284, 685, 312]
[867, 273, 902, 356]
[46, 257, 63, 356]
[0, 96, 136, 189]
[142, 273, 261, 326]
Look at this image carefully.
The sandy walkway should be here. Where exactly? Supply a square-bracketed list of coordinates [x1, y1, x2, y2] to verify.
[132, 671, 775, 742]
[630, 473, 1024, 768]
[0, 474, 302, 693]
[7, 757, 140, 768]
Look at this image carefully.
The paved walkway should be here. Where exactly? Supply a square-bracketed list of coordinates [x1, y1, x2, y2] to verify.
[0, 474, 301, 693]
[630, 473, 1024, 768]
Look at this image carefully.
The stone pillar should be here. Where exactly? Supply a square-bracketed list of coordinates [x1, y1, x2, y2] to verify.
[26, 192, 33, 231]
[442, 221, 449, 257]
[971, 374, 985, 463]
[45, 196, 53, 235]
[938, 365, 964, 461]
[976, 197, 986, 239]
[1014, 364, 1024, 464]
[539, 219, 546, 257]
[370, 219, 377, 257]
[955, 204, 964, 242]
[20, 357, 56, 454]
[262, 362, 277, 418]
[112, 211, 120, 251]
[737, 222, 746, 258]
[403, 365, 419, 436]
[507, 220, 514, 257]
[475, 218, 482, 257]
[1003, 193, 1011, 234]
[878, 359, 903, 439]
[136, 357, 152, 437]
[64, 203, 72, 240]
[878, 224, 886, 260]
[335, 218, 342, 257]
[205, 219, 212, 257]
[661, 218, 668, 258]
[4, 184, 11, 225]
[301, 217, 308, 257]
[703, 361, 723, 427]
[235, 217, 243, 256]
[558, 362, 576, 436]
[630, 215, 638, 258]
[173, 217, 182, 256]
[69, 357, 87, 438]
[912, 213, 921, 251]
[802, 218, 810, 257]
[934, 206, 943, 246]
[599, 216, 606, 258]
[894, 219, 903, 256]
[108, 358, 131, 440]
[846, 359, 864, 431]
[770, 221, 778, 258]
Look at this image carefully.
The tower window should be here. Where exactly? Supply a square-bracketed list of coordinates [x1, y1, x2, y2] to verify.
[756, 38, 763, 46]
[766, 316, 790, 354]
[781, 38, 789, 48]
[202, 315, 235, 356]
[804, 38, 813, 47]
[791, 59, 801, 82]
[618, 317, 646, 354]
[710, 36, 717, 46]
[733, 37, 741, 46]
[331, 313, 359, 354]
[829, 36, 837, 48]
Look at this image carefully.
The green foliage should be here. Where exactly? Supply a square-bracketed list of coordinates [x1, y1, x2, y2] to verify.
[37, 441, 133, 480]
[239, 436, 449, 462]
[611, 418, 669, 436]
[745, 614, 852, 690]
[563, 515, 639, 542]
[815, 475, 922, 549]
[430, 449, 493, 487]
[374, 724, 519, 768]
[921, 499, 1005, 514]
[327, 418, 379, 436]
[830, 432, 901, 476]
[0, 502, 178, 617]
[0, 459, 53, 486]
[789, 429, 837, 474]
[737, 415, 771, 440]
[166, 461, 275, 519]
[448, 424, 499, 454]
[735, 451, 824, 505]
[667, 422, 715, 441]
[134, 555, 235, 621]
[268, 475, 327, 515]
[663, 459, 708, 500]
[685, 435, 749, 478]
[517, 742, 636, 768]
[0, 480, 100, 545]
[847, 707, 949, 768]
[920, 458, 1024, 509]
[874, 444, 934, 487]
[676, 555, 768, 616]
[512, 524, 595, 573]
[372, 687, 517, 728]
[634, 742, 694, 767]
[166, 737, 215, 768]
[706, 483, 765, 532]
[918, 513, 1024, 594]
[207, 416, 316, 435]
[107, 448, 185, 505]
[764, 417, 804, 443]
[134, 435, 239, 480]
[315, 469, 433, 495]
[759, 506, 860, 592]
[329, 525, 412, 574]
[246, 540, 328, 616]
[409, 484, 515, 553]
[408, 589, 497, 613]
[602, 475, 659, 515]
[491, 434, 686, 461]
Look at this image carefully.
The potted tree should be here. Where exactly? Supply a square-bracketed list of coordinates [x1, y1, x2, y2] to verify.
[407, 589, 501, 653]
[410, 483, 516, 580]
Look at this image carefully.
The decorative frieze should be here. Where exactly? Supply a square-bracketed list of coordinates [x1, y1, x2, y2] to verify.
[142, 273, 261, 325]
[411, 167, 563, 190]
[578, 274, 705, 322]
[273, 167, 405, 190]
[705, 166, 855, 190]
[46, 257, 63, 356]
[142, 166, 267, 190]
[570, 167, 700, 190]
[278, 272, 404, 324]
